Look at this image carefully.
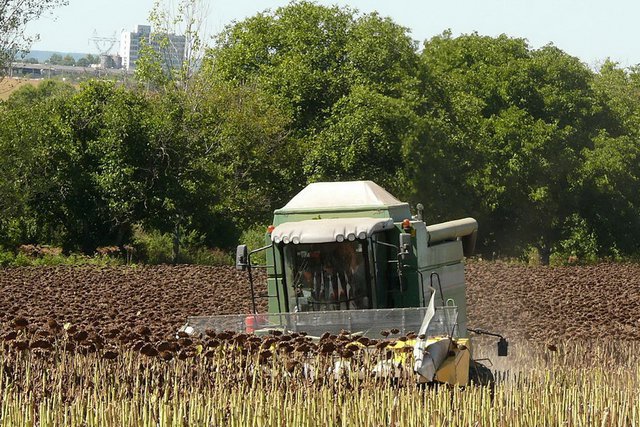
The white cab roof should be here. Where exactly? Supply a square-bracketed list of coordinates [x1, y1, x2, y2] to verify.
[280, 181, 405, 211]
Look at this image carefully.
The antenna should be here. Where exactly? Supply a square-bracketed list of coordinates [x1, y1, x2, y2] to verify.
[89, 30, 118, 55]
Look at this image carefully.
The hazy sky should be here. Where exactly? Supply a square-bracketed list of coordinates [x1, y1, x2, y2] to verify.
[29, 0, 640, 67]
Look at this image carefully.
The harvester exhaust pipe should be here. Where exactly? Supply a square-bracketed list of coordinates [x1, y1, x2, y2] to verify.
[416, 203, 424, 221]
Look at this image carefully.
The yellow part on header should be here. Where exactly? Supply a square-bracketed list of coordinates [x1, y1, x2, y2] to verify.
[434, 338, 470, 386]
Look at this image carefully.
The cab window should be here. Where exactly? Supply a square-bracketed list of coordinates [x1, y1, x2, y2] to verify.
[284, 241, 371, 312]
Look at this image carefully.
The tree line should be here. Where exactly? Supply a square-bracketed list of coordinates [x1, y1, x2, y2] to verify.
[42, 53, 100, 67]
[1, 2, 639, 263]
[20, 53, 101, 67]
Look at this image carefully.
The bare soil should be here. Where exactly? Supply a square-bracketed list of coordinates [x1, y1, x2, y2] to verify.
[466, 261, 640, 341]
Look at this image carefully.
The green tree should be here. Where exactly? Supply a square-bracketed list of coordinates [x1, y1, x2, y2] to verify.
[0, 81, 76, 247]
[62, 54, 75, 66]
[136, 0, 208, 91]
[76, 57, 89, 67]
[33, 82, 147, 251]
[306, 85, 417, 190]
[86, 54, 99, 64]
[409, 33, 598, 262]
[576, 61, 640, 256]
[47, 53, 63, 65]
[3, 79, 73, 107]
[205, 1, 420, 194]
[0, 0, 68, 75]
[578, 133, 640, 255]
[187, 79, 294, 230]
[206, 2, 354, 131]
[136, 77, 292, 248]
[0, 81, 157, 252]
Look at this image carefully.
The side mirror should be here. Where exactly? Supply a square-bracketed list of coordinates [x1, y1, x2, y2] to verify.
[397, 233, 413, 292]
[236, 245, 248, 271]
[497, 337, 508, 357]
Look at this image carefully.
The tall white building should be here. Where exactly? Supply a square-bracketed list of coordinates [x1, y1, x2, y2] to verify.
[120, 25, 186, 71]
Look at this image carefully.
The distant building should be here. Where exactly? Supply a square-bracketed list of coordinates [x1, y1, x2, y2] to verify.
[100, 54, 122, 69]
[120, 24, 186, 71]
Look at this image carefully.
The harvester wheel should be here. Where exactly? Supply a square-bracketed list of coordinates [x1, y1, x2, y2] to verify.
[468, 361, 495, 399]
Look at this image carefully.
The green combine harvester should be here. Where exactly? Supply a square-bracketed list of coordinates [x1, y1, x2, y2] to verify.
[182, 181, 507, 386]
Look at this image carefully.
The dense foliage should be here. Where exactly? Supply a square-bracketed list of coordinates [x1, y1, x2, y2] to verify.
[1, 2, 639, 263]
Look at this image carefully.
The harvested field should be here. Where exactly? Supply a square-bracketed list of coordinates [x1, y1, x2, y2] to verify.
[0, 336, 638, 425]
[0, 262, 639, 354]
[466, 261, 640, 341]
[0, 77, 40, 100]
[0, 265, 266, 353]
[0, 262, 639, 425]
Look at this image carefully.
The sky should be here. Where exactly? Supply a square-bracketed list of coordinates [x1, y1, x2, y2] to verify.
[29, 0, 640, 67]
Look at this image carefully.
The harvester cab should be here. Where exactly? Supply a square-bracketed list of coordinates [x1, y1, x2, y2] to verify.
[182, 181, 507, 386]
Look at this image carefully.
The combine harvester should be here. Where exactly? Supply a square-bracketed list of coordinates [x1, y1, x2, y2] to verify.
[182, 181, 507, 386]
